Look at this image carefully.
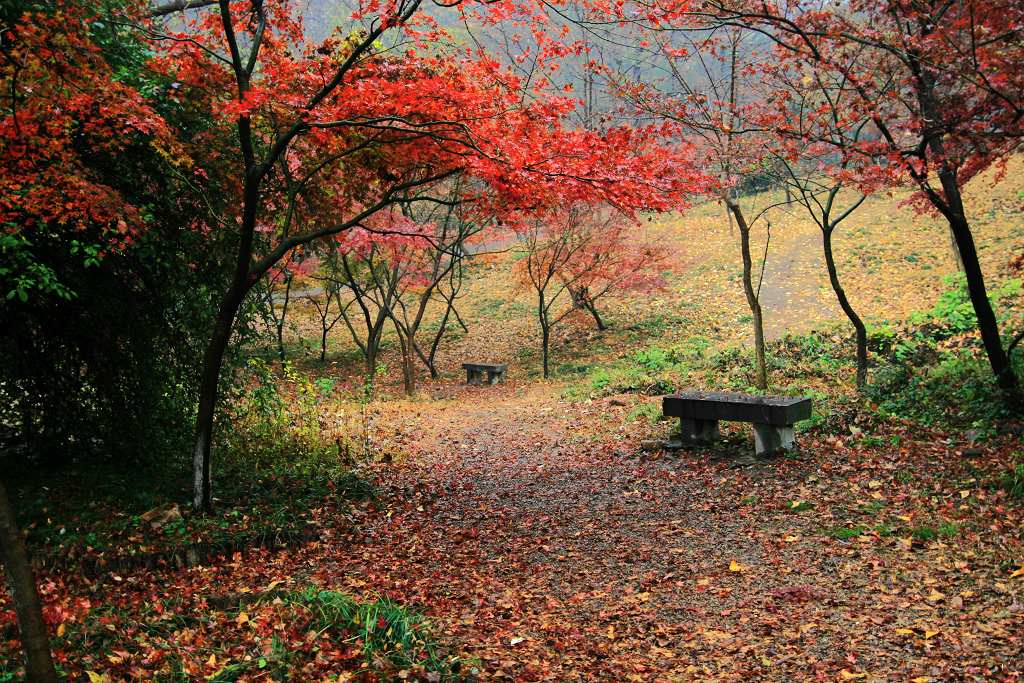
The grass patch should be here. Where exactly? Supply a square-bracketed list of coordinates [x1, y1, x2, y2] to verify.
[291, 588, 461, 677]
[999, 458, 1024, 498]
[910, 522, 959, 543]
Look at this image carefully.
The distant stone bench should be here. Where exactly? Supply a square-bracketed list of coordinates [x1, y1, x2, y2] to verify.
[462, 362, 507, 385]
[662, 391, 812, 456]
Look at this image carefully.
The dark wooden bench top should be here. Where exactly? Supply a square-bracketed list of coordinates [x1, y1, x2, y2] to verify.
[462, 363, 507, 372]
[663, 391, 812, 426]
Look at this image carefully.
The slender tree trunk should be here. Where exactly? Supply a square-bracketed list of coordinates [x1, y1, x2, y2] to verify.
[538, 291, 551, 378]
[541, 323, 551, 379]
[823, 229, 868, 388]
[274, 274, 292, 362]
[320, 325, 328, 362]
[586, 301, 607, 331]
[945, 202, 1017, 391]
[0, 478, 57, 683]
[728, 200, 768, 391]
[192, 284, 248, 510]
[396, 327, 416, 395]
[914, 70, 1015, 391]
[425, 303, 452, 379]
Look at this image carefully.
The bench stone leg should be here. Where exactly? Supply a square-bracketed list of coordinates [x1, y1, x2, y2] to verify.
[486, 370, 503, 385]
[753, 423, 795, 456]
[466, 369, 482, 385]
[677, 417, 719, 444]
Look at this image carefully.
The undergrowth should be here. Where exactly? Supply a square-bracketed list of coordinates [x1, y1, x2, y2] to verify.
[13, 358, 379, 570]
[565, 274, 1023, 435]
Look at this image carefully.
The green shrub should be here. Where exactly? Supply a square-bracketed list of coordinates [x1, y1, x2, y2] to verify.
[291, 589, 461, 677]
[999, 458, 1024, 499]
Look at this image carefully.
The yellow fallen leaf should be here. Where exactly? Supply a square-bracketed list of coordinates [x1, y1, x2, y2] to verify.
[839, 669, 867, 680]
[868, 480, 882, 489]
[959, 490, 970, 499]
[783, 535, 800, 543]
[926, 589, 945, 603]
[729, 560, 745, 572]
[86, 673, 109, 683]
[912, 677, 931, 682]
[207, 653, 217, 667]
[924, 630, 940, 639]
[606, 625, 615, 640]
[56, 623, 65, 638]
[799, 622, 815, 633]
[1010, 566, 1024, 579]
[236, 611, 249, 625]
[895, 628, 914, 635]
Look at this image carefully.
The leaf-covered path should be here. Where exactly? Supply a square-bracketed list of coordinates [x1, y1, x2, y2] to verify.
[320, 384, 1024, 681]
[8, 383, 1021, 681]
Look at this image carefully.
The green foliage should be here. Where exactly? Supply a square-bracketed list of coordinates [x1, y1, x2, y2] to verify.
[999, 455, 1024, 499]
[910, 523, 959, 543]
[865, 275, 1022, 430]
[627, 402, 663, 424]
[0, 0, 250, 468]
[290, 589, 461, 677]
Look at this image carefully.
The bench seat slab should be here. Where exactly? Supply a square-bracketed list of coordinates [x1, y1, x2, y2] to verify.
[663, 391, 811, 426]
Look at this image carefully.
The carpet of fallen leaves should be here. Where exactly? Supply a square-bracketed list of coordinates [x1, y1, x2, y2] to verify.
[5, 381, 1023, 681]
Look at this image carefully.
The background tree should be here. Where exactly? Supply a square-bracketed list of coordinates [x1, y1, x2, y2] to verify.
[702, 0, 1024, 393]
[610, 25, 777, 389]
[516, 203, 668, 377]
[149, 0, 691, 508]
[386, 184, 490, 392]
[763, 63, 873, 387]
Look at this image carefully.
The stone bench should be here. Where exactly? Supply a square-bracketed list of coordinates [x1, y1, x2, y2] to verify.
[662, 391, 812, 456]
[462, 362, 507, 385]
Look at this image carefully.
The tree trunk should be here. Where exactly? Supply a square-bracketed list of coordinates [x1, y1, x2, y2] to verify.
[945, 198, 1017, 391]
[538, 290, 551, 378]
[914, 67, 1016, 391]
[425, 303, 451, 379]
[274, 274, 292, 362]
[586, 301, 607, 331]
[396, 328, 416, 395]
[541, 323, 550, 379]
[823, 229, 868, 388]
[728, 200, 768, 391]
[192, 284, 248, 511]
[0, 478, 58, 683]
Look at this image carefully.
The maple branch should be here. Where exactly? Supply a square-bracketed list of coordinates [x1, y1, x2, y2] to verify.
[150, 0, 220, 16]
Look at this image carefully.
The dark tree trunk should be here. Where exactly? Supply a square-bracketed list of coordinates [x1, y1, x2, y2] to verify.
[823, 229, 868, 388]
[912, 62, 1016, 391]
[0, 478, 57, 683]
[728, 200, 768, 391]
[192, 283, 249, 510]
[539, 291, 551, 378]
[425, 303, 452, 379]
[396, 327, 416, 395]
[939, 172, 1017, 392]
[541, 324, 551, 379]
[586, 301, 607, 331]
[273, 272, 293, 363]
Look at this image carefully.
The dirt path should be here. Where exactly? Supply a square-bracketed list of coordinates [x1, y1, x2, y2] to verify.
[756, 227, 837, 342]
[316, 385, 1022, 681]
